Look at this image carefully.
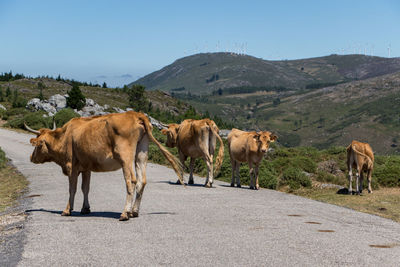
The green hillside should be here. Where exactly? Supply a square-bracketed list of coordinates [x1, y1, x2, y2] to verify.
[131, 53, 400, 94]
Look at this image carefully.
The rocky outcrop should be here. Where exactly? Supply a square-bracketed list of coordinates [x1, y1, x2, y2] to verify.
[0, 104, 6, 111]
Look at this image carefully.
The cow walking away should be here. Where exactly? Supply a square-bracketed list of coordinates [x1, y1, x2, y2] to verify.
[161, 119, 224, 187]
[228, 129, 277, 190]
[346, 140, 374, 195]
[25, 111, 184, 221]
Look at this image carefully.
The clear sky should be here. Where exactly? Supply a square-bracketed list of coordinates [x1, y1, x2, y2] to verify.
[1, 0, 399, 87]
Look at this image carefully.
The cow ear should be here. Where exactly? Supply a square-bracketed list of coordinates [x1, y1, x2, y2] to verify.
[30, 138, 38, 146]
[270, 134, 278, 142]
[254, 134, 261, 141]
[161, 129, 168, 135]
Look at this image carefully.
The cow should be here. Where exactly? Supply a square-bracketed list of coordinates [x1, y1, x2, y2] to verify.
[228, 128, 277, 190]
[161, 119, 224, 187]
[25, 111, 184, 221]
[346, 140, 374, 195]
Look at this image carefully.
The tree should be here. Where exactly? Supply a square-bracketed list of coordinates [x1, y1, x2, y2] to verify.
[102, 82, 107, 88]
[66, 84, 86, 110]
[127, 84, 149, 112]
[37, 81, 45, 100]
[0, 86, 3, 102]
[6, 86, 11, 98]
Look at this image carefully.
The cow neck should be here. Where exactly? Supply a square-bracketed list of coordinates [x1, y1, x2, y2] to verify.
[46, 129, 69, 167]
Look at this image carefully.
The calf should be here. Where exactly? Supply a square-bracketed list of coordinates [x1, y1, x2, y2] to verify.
[346, 140, 374, 195]
[228, 128, 277, 189]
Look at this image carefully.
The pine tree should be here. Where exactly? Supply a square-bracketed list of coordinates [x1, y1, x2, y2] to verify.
[37, 81, 45, 100]
[66, 84, 86, 110]
[6, 86, 11, 98]
[127, 84, 149, 112]
[102, 82, 107, 88]
[12, 88, 18, 108]
[0, 86, 3, 102]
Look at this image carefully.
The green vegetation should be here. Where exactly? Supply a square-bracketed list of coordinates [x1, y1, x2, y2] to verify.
[0, 148, 28, 212]
[66, 84, 86, 110]
[127, 84, 151, 112]
[54, 108, 80, 127]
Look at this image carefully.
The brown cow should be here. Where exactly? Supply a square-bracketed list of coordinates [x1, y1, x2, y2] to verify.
[346, 140, 374, 195]
[161, 119, 224, 187]
[25, 111, 184, 221]
[228, 128, 277, 189]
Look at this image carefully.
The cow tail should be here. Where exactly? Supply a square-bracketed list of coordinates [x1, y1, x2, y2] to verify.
[209, 121, 224, 177]
[351, 145, 373, 166]
[141, 116, 185, 185]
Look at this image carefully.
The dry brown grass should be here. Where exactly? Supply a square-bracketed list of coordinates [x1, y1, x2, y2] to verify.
[0, 164, 28, 213]
[294, 187, 400, 223]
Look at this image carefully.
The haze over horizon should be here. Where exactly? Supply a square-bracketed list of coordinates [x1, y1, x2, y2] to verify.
[1, 0, 399, 87]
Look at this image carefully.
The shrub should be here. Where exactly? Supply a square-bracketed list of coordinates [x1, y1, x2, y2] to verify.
[6, 111, 51, 130]
[373, 156, 400, 187]
[54, 108, 80, 127]
[281, 167, 311, 190]
[0, 148, 6, 169]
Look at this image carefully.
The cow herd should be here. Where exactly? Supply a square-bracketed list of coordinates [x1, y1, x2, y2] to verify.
[24, 111, 374, 221]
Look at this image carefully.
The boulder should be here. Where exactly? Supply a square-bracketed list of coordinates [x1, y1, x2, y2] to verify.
[49, 94, 67, 110]
[0, 104, 6, 111]
[86, 98, 95, 106]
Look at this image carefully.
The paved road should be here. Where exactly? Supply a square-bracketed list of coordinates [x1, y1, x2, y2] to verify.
[1, 128, 400, 266]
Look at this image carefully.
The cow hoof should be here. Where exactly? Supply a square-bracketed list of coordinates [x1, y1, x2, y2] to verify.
[230, 183, 235, 187]
[368, 190, 373, 194]
[188, 180, 194, 185]
[348, 190, 352, 195]
[255, 185, 260, 190]
[119, 213, 129, 221]
[61, 210, 71, 216]
[205, 183, 212, 188]
[237, 184, 241, 188]
[131, 211, 139, 218]
[249, 186, 254, 190]
[80, 208, 91, 215]
[176, 180, 181, 184]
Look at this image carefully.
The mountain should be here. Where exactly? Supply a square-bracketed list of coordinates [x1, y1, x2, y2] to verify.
[130, 53, 400, 94]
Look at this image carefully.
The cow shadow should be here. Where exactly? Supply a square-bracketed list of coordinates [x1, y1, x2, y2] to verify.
[25, 208, 121, 219]
[157, 180, 208, 187]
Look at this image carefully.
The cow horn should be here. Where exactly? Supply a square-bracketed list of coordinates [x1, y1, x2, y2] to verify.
[24, 122, 40, 135]
[52, 119, 57, 130]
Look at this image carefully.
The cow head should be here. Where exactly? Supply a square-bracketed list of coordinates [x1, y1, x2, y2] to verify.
[25, 122, 57, 164]
[254, 131, 277, 153]
[161, 124, 179, 148]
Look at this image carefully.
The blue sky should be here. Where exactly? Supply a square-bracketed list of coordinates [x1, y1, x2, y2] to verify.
[1, 0, 399, 87]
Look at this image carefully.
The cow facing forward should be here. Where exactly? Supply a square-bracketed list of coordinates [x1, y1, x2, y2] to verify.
[228, 129, 277, 189]
[25, 111, 184, 221]
[161, 119, 224, 187]
[346, 140, 374, 195]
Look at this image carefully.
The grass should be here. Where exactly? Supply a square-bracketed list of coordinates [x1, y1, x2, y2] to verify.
[294, 187, 400, 223]
[0, 148, 28, 213]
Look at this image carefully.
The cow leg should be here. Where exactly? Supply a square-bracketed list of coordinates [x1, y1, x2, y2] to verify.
[80, 171, 91, 214]
[249, 162, 255, 190]
[204, 154, 213, 188]
[347, 167, 353, 195]
[254, 164, 260, 190]
[235, 162, 241, 188]
[359, 171, 364, 194]
[367, 170, 373, 193]
[355, 168, 361, 195]
[62, 171, 79, 216]
[188, 157, 195, 185]
[132, 136, 148, 218]
[230, 159, 236, 187]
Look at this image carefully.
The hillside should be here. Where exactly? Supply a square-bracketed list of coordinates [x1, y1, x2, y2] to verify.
[131, 53, 400, 94]
[0, 77, 191, 116]
[181, 71, 400, 154]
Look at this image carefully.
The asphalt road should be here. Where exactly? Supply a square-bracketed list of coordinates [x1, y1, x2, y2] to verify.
[1, 128, 400, 266]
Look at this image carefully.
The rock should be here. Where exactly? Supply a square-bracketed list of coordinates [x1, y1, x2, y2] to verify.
[86, 98, 95, 106]
[113, 107, 125, 113]
[148, 115, 167, 130]
[49, 94, 67, 111]
[126, 108, 134, 112]
[26, 98, 42, 110]
[0, 104, 6, 111]
[103, 104, 110, 110]
[219, 129, 231, 138]
[41, 103, 56, 114]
